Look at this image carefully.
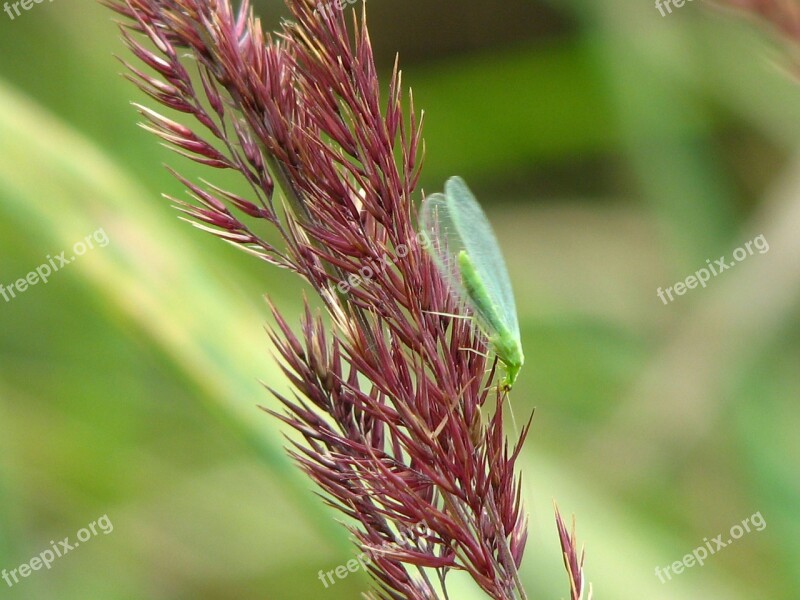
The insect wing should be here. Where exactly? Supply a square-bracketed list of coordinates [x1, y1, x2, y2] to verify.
[444, 177, 520, 339]
[420, 192, 471, 301]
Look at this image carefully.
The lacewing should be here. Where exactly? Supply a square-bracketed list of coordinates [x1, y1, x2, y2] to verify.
[420, 176, 524, 390]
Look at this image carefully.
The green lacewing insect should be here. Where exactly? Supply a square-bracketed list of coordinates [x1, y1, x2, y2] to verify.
[420, 176, 524, 390]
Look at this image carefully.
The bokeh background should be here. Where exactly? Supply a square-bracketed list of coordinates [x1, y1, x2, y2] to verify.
[1, 1, 798, 598]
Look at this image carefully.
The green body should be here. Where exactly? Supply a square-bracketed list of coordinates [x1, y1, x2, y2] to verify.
[458, 250, 524, 389]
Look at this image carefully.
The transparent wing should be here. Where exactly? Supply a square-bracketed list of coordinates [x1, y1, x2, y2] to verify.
[419, 192, 468, 301]
[443, 176, 520, 338]
[419, 178, 520, 341]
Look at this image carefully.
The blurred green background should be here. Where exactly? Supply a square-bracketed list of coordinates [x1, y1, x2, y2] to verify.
[1, 1, 798, 598]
